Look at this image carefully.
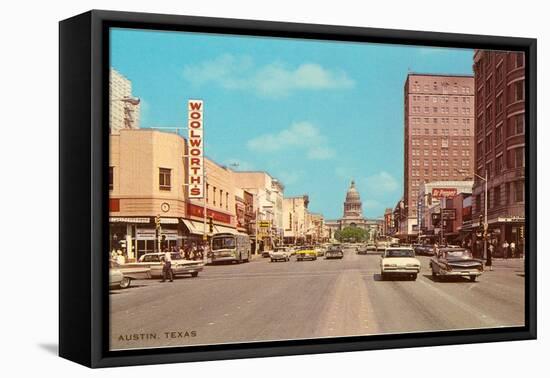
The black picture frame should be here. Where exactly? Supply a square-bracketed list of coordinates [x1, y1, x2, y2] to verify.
[59, 9, 537, 368]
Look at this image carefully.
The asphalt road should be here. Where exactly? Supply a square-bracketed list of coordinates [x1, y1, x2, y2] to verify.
[110, 247, 525, 350]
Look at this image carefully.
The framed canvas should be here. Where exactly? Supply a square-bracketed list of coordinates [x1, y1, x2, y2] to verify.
[59, 10, 537, 368]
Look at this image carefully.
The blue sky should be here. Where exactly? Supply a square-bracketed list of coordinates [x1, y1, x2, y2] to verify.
[110, 28, 474, 219]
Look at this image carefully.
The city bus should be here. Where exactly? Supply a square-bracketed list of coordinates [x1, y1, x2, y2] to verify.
[210, 233, 251, 264]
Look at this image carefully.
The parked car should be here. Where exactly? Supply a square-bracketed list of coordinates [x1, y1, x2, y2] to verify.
[325, 245, 344, 259]
[315, 246, 326, 257]
[109, 260, 150, 289]
[261, 249, 272, 258]
[135, 252, 204, 278]
[296, 245, 318, 261]
[430, 248, 483, 282]
[414, 244, 434, 256]
[366, 244, 377, 252]
[270, 247, 291, 262]
[380, 247, 421, 280]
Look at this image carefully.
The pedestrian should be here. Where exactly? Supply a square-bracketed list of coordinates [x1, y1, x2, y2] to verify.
[116, 250, 126, 265]
[487, 242, 494, 271]
[510, 241, 516, 258]
[161, 250, 173, 282]
[433, 242, 440, 258]
[179, 245, 185, 259]
[502, 240, 509, 259]
[203, 241, 210, 262]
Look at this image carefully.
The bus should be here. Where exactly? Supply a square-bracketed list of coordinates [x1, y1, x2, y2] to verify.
[210, 233, 251, 264]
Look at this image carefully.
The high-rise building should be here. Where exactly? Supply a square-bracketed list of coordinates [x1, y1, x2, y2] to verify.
[109, 68, 140, 134]
[403, 73, 475, 237]
[472, 50, 526, 254]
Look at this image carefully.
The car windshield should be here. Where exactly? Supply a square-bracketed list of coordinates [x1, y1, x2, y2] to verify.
[212, 237, 236, 250]
[140, 254, 160, 263]
[299, 246, 312, 250]
[274, 247, 287, 252]
[385, 249, 414, 258]
[443, 249, 472, 259]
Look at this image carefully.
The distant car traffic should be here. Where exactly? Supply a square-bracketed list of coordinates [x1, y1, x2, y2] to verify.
[356, 244, 368, 255]
[414, 244, 435, 256]
[430, 248, 483, 282]
[315, 246, 326, 257]
[269, 247, 291, 262]
[325, 245, 344, 259]
[380, 247, 421, 280]
[296, 245, 318, 261]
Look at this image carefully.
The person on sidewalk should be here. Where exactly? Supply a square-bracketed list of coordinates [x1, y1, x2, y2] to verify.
[510, 241, 516, 258]
[487, 242, 494, 271]
[502, 240, 509, 259]
[161, 251, 173, 282]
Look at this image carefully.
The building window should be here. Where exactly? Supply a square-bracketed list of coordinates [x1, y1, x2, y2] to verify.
[496, 155, 503, 174]
[220, 189, 223, 207]
[206, 184, 210, 203]
[512, 81, 524, 102]
[494, 185, 501, 207]
[213, 186, 216, 205]
[516, 53, 524, 68]
[159, 168, 171, 191]
[109, 167, 114, 190]
[496, 63, 503, 83]
[496, 94, 503, 114]
[495, 125, 503, 145]
[486, 104, 493, 124]
[515, 147, 525, 168]
[509, 114, 525, 136]
[485, 133, 492, 152]
[226, 192, 229, 210]
[515, 181, 524, 202]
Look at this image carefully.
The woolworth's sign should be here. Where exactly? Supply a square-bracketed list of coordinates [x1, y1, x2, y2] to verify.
[187, 100, 204, 198]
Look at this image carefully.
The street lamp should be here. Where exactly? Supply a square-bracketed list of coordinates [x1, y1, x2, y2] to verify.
[455, 168, 488, 259]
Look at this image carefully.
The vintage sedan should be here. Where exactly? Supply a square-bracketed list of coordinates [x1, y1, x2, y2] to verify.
[132, 252, 204, 278]
[315, 246, 326, 257]
[295, 245, 318, 261]
[356, 244, 368, 255]
[109, 260, 150, 289]
[325, 246, 344, 259]
[430, 248, 483, 282]
[380, 247, 421, 280]
[269, 247, 291, 262]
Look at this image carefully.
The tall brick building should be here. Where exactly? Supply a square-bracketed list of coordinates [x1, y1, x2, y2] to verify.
[402, 73, 475, 237]
[472, 50, 526, 255]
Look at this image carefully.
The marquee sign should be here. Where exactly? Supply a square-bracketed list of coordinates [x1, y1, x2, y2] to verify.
[431, 187, 457, 199]
[188, 100, 204, 198]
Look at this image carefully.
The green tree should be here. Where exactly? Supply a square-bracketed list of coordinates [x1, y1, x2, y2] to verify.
[334, 226, 367, 242]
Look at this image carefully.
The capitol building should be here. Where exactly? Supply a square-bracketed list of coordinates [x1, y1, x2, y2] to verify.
[325, 180, 383, 238]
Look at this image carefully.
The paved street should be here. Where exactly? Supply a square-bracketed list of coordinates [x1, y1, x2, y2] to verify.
[110, 247, 525, 350]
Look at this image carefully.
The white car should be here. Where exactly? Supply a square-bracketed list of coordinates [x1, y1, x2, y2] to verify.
[380, 247, 421, 280]
[270, 247, 291, 262]
[109, 260, 150, 289]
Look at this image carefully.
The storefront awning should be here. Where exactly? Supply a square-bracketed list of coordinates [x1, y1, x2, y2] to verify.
[214, 225, 238, 235]
[181, 219, 206, 235]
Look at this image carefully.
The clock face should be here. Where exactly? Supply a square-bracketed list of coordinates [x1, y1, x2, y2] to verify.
[161, 202, 170, 213]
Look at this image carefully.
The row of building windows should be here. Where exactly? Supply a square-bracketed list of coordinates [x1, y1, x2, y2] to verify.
[410, 82, 472, 94]
[411, 106, 471, 115]
[411, 117, 471, 125]
[411, 127, 471, 136]
[476, 115, 525, 156]
[476, 147, 525, 178]
[411, 138, 471, 147]
[411, 95, 471, 104]
[477, 80, 524, 118]
[411, 159, 470, 167]
[475, 180, 524, 212]
[108, 167, 231, 211]
[411, 149, 470, 157]
[410, 168, 459, 177]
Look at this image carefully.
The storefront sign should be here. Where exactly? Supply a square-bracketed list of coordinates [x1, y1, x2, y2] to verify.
[188, 99, 204, 199]
[442, 208, 456, 220]
[136, 228, 156, 240]
[110, 217, 150, 224]
[432, 188, 457, 198]
[186, 203, 232, 224]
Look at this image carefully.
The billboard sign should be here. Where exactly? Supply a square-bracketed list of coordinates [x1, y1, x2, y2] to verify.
[432, 187, 457, 199]
[188, 100, 204, 198]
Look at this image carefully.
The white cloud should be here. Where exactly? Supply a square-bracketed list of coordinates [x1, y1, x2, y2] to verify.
[183, 54, 354, 97]
[247, 121, 335, 160]
[362, 171, 399, 195]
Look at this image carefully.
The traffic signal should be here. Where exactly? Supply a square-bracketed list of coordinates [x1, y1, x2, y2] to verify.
[519, 226, 524, 239]
[208, 216, 214, 233]
[155, 215, 161, 230]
